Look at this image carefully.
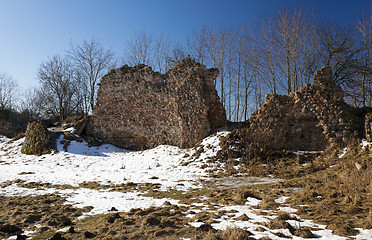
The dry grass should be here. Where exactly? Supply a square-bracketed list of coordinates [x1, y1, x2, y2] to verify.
[214, 129, 371, 236]
[198, 227, 253, 240]
[259, 196, 279, 210]
[280, 145, 372, 235]
[59, 205, 240, 240]
[0, 194, 92, 240]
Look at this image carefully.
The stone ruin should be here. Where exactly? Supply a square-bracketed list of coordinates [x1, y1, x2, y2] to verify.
[87, 56, 227, 150]
[241, 66, 364, 151]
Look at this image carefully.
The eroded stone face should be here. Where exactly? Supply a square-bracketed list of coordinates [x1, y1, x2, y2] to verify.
[246, 66, 363, 151]
[87, 57, 226, 150]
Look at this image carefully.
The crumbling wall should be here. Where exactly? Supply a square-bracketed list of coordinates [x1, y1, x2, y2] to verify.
[242, 66, 363, 151]
[87, 57, 226, 150]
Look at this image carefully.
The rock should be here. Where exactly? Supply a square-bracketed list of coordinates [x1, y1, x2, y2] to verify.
[87, 56, 226, 150]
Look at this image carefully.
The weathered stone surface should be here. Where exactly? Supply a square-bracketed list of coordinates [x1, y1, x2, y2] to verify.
[234, 66, 363, 151]
[87, 56, 226, 150]
[21, 122, 50, 155]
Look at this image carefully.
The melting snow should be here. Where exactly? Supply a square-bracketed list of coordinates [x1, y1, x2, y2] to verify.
[1, 131, 371, 239]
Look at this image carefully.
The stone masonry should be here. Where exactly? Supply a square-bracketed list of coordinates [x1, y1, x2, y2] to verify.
[243, 66, 364, 151]
[87, 56, 227, 150]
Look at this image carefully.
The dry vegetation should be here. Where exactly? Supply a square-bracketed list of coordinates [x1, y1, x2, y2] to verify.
[283, 145, 372, 235]
[0, 128, 371, 239]
[0, 194, 92, 240]
[215, 133, 372, 237]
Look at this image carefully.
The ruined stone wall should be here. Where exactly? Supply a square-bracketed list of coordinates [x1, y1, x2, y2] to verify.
[245, 66, 364, 151]
[87, 57, 226, 150]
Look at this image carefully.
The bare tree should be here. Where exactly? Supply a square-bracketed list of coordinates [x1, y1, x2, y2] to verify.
[124, 32, 187, 73]
[355, 12, 372, 106]
[257, 16, 278, 94]
[166, 42, 186, 69]
[233, 27, 245, 121]
[232, 25, 256, 121]
[68, 38, 115, 113]
[302, 16, 321, 85]
[189, 24, 263, 120]
[38, 55, 77, 122]
[204, 25, 235, 111]
[0, 73, 18, 111]
[318, 21, 360, 89]
[271, 9, 315, 94]
[19, 87, 44, 121]
[187, 26, 208, 65]
[153, 34, 171, 73]
[125, 31, 153, 66]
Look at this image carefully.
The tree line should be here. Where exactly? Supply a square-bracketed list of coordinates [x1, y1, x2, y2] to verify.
[1, 9, 371, 125]
[186, 10, 372, 121]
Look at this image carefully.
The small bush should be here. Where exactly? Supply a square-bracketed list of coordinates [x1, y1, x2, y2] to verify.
[21, 122, 50, 155]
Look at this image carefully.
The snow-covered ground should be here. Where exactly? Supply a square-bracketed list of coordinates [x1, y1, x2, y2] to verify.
[0, 131, 371, 239]
[0, 131, 227, 215]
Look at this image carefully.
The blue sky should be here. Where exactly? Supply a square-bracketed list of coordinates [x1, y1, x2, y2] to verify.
[0, 0, 371, 90]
